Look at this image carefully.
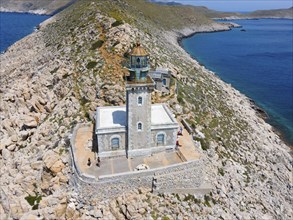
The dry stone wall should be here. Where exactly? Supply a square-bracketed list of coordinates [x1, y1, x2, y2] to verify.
[71, 156, 206, 200]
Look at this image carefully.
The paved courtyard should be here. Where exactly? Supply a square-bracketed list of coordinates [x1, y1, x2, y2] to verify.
[72, 123, 200, 178]
[177, 122, 201, 161]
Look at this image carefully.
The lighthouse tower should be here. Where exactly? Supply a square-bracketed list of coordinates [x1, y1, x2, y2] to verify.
[126, 43, 155, 157]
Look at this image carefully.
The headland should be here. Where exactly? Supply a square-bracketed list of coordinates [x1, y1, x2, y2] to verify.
[0, 0, 292, 219]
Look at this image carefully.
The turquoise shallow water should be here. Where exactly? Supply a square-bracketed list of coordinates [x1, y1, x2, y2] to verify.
[182, 19, 293, 145]
[0, 12, 50, 52]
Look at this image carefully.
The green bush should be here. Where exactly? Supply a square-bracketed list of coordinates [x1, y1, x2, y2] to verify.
[112, 20, 124, 27]
[177, 96, 183, 103]
[200, 139, 210, 151]
[218, 168, 224, 176]
[86, 61, 98, 69]
[91, 40, 104, 50]
[25, 194, 42, 210]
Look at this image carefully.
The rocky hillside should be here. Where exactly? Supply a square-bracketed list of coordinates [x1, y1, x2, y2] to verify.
[247, 7, 293, 19]
[212, 7, 293, 20]
[0, 0, 292, 219]
[0, 0, 76, 15]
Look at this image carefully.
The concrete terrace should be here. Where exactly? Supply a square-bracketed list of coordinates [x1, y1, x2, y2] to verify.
[71, 123, 200, 179]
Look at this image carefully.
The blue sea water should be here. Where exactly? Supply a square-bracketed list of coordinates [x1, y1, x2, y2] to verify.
[0, 12, 50, 52]
[182, 19, 293, 145]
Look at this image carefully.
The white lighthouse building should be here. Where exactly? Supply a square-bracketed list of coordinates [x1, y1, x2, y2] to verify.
[95, 43, 178, 158]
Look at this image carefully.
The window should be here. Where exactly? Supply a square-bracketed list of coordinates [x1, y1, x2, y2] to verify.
[162, 78, 167, 86]
[157, 134, 165, 146]
[138, 122, 142, 131]
[111, 138, 119, 150]
[138, 96, 143, 105]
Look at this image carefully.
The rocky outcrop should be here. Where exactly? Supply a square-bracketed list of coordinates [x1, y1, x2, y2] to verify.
[0, 0, 292, 219]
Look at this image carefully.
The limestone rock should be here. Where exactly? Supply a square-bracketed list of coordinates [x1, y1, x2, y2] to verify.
[43, 150, 59, 169]
[30, 161, 43, 170]
[20, 213, 40, 220]
[2, 148, 11, 160]
[22, 115, 38, 128]
[54, 204, 67, 218]
[50, 160, 65, 173]
[9, 203, 23, 219]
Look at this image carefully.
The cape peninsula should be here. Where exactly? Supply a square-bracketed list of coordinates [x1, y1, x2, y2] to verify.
[0, 0, 292, 219]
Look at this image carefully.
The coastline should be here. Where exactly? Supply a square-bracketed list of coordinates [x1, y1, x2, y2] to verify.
[168, 22, 293, 150]
[214, 16, 293, 20]
[0, 7, 49, 15]
[0, 12, 52, 54]
[1, 11, 291, 149]
[1, 2, 292, 218]
[0, 0, 77, 16]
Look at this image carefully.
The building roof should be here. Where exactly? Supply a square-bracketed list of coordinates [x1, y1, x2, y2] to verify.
[149, 71, 162, 79]
[130, 43, 149, 56]
[96, 104, 177, 130]
[151, 104, 176, 125]
[155, 67, 169, 74]
[97, 106, 126, 128]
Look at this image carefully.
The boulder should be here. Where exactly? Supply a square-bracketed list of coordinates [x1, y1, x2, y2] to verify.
[30, 161, 43, 170]
[20, 213, 39, 220]
[43, 150, 59, 169]
[54, 204, 67, 218]
[50, 160, 65, 173]
[9, 203, 23, 219]
[22, 115, 38, 129]
[0, 137, 13, 150]
[65, 202, 76, 219]
[2, 148, 11, 160]
[2, 119, 15, 135]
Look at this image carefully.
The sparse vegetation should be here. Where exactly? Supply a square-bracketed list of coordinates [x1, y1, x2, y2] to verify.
[25, 194, 42, 210]
[86, 61, 98, 69]
[112, 20, 124, 27]
[91, 40, 104, 50]
[218, 167, 225, 176]
[1, 0, 291, 219]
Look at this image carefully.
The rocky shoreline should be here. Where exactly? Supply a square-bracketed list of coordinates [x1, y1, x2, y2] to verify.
[0, 7, 48, 15]
[175, 23, 293, 150]
[0, 1, 292, 219]
[0, 0, 77, 16]
[214, 16, 293, 20]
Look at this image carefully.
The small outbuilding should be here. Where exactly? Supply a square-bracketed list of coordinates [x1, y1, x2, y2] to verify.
[149, 67, 171, 94]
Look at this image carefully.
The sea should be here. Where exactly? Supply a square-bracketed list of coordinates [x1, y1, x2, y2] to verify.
[0, 12, 50, 52]
[182, 19, 293, 145]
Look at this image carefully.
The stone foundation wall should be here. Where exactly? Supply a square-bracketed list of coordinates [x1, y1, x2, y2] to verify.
[70, 123, 207, 199]
[70, 151, 206, 200]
